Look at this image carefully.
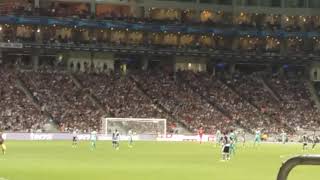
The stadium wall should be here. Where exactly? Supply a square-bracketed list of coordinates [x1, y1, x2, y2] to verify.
[3, 133, 303, 142]
[2, 133, 214, 142]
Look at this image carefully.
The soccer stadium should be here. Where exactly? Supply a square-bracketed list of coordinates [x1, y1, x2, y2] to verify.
[1, 0, 320, 180]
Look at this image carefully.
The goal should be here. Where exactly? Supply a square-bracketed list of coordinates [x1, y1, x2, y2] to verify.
[102, 118, 167, 136]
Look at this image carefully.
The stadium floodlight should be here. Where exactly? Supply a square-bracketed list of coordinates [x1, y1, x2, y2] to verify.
[102, 118, 166, 136]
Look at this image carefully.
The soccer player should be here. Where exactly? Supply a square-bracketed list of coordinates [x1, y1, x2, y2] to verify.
[221, 133, 231, 161]
[215, 130, 222, 147]
[112, 129, 120, 150]
[128, 129, 133, 148]
[302, 134, 308, 151]
[254, 129, 261, 147]
[115, 130, 120, 149]
[280, 130, 287, 144]
[198, 127, 204, 144]
[0, 132, 6, 155]
[312, 134, 319, 150]
[241, 130, 246, 147]
[90, 130, 97, 150]
[229, 130, 236, 155]
[72, 129, 78, 148]
[112, 130, 116, 149]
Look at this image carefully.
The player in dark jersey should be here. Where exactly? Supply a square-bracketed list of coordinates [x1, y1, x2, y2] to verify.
[221, 133, 231, 161]
[302, 134, 308, 150]
[312, 135, 319, 150]
[0, 132, 6, 155]
[72, 129, 78, 148]
[112, 129, 120, 150]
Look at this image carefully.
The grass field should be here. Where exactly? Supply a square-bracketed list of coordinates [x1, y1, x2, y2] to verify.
[0, 141, 320, 180]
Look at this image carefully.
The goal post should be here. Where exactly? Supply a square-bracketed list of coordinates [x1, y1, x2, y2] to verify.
[102, 118, 167, 136]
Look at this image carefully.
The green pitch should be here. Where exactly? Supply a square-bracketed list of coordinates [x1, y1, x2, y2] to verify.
[0, 141, 320, 180]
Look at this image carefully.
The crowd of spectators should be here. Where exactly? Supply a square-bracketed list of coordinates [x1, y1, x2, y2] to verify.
[1, 65, 320, 135]
[19, 70, 104, 133]
[178, 71, 270, 133]
[0, 68, 47, 132]
[131, 70, 234, 133]
[266, 76, 320, 131]
[0, 0, 33, 16]
[77, 73, 169, 120]
[223, 73, 320, 133]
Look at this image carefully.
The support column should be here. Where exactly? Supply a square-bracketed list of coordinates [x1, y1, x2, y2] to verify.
[173, 57, 177, 81]
[34, 0, 39, 8]
[212, 63, 216, 77]
[35, 27, 42, 43]
[278, 65, 285, 77]
[232, 38, 239, 51]
[280, 38, 288, 56]
[11, 25, 17, 42]
[177, 33, 181, 48]
[281, 0, 285, 8]
[144, 7, 151, 19]
[0, 49, 3, 65]
[0, 26, 3, 41]
[303, 38, 313, 52]
[267, 64, 273, 75]
[232, 0, 238, 17]
[80, 60, 85, 72]
[90, 0, 96, 18]
[237, 0, 245, 6]
[141, 57, 149, 71]
[229, 63, 236, 76]
[32, 53, 39, 70]
[195, 0, 201, 22]
[232, 0, 237, 6]
[129, 0, 138, 18]
[74, 61, 78, 72]
[257, 0, 261, 6]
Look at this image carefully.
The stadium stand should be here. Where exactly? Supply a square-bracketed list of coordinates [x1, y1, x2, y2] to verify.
[0, 0, 320, 136]
[0, 63, 319, 135]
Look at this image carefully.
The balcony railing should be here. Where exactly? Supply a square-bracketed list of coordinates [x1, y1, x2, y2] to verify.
[0, 42, 315, 63]
[277, 155, 320, 180]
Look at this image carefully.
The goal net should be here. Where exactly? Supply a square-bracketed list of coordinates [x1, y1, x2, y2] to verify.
[102, 118, 166, 136]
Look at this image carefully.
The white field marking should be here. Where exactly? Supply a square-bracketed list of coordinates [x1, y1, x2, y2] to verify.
[279, 154, 302, 160]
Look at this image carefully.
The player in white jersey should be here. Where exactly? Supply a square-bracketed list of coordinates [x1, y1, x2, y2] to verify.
[280, 130, 287, 144]
[215, 130, 222, 147]
[72, 129, 78, 148]
[90, 130, 97, 150]
[0, 132, 6, 155]
[240, 130, 246, 147]
[128, 129, 133, 148]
